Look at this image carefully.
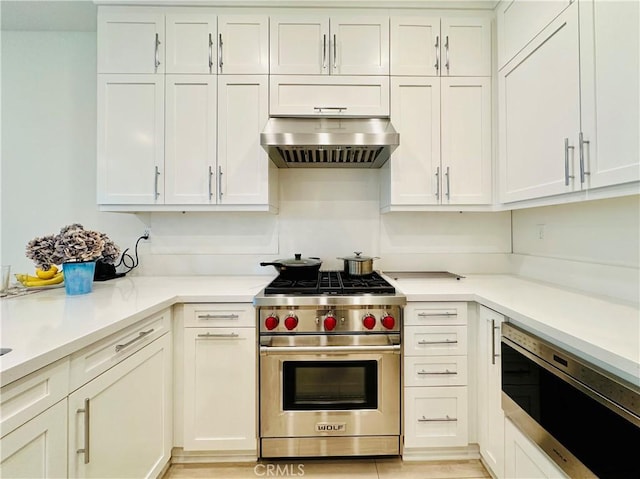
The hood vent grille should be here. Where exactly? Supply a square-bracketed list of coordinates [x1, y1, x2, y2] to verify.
[276, 146, 384, 167]
[261, 117, 399, 168]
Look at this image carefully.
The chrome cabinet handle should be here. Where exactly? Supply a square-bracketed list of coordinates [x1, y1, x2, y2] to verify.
[445, 166, 451, 199]
[154, 33, 161, 72]
[208, 33, 213, 73]
[418, 369, 457, 375]
[418, 311, 456, 317]
[218, 33, 223, 72]
[435, 167, 440, 199]
[491, 319, 501, 365]
[76, 398, 90, 464]
[313, 106, 347, 113]
[418, 415, 457, 422]
[434, 35, 440, 71]
[208, 166, 213, 200]
[197, 313, 239, 320]
[197, 332, 240, 339]
[115, 328, 154, 352]
[333, 34, 337, 71]
[445, 35, 450, 72]
[218, 165, 223, 200]
[564, 138, 575, 186]
[154, 166, 160, 199]
[418, 339, 458, 345]
[579, 132, 591, 183]
[322, 34, 327, 70]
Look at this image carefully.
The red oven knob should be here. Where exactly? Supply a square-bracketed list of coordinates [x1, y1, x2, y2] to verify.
[284, 315, 298, 330]
[324, 316, 337, 331]
[362, 314, 376, 330]
[381, 314, 396, 329]
[265, 315, 279, 330]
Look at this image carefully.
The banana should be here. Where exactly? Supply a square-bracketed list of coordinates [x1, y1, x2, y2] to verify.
[36, 265, 59, 280]
[20, 272, 64, 287]
[15, 273, 40, 283]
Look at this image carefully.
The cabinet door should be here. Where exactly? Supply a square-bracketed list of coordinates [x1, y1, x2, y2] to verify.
[331, 15, 389, 75]
[441, 77, 491, 205]
[218, 15, 269, 74]
[579, 0, 640, 188]
[68, 334, 172, 479]
[97, 74, 164, 204]
[0, 400, 67, 479]
[390, 17, 439, 76]
[388, 77, 440, 205]
[499, 4, 581, 203]
[270, 15, 329, 74]
[477, 306, 505, 479]
[404, 386, 468, 448]
[217, 75, 269, 205]
[165, 14, 216, 74]
[165, 75, 217, 204]
[441, 17, 491, 77]
[98, 12, 164, 74]
[183, 328, 256, 452]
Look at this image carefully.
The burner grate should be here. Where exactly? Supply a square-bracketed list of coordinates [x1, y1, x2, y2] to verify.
[264, 271, 395, 295]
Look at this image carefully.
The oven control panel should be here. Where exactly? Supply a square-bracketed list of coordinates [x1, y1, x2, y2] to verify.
[259, 306, 402, 334]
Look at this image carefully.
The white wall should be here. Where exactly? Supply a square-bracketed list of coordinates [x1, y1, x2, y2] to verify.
[511, 196, 640, 303]
[1, 29, 512, 278]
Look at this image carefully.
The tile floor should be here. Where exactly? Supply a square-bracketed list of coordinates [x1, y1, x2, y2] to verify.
[164, 458, 490, 479]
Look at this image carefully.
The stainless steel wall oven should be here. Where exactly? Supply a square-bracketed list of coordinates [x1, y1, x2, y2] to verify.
[501, 322, 640, 478]
[255, 271, 405, 458]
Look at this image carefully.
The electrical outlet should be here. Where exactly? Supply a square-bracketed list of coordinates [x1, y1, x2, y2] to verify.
[537, 224, 545, 240]
[143, 228, 151, 239]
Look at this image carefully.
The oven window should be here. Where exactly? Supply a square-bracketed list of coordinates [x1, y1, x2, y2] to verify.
[282, 360, 378, 410]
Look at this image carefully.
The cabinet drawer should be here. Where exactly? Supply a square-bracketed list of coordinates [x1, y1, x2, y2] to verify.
[69, 309, 171, 390]
[270, 75, 390, 117]
[404, 356, 468, 387]
[404, 386, 468, 448]
[404, 325, 467, 356]
[404, 302, 468, 326]
[0, 358, 70, 436]
[183, 303, 255, 328]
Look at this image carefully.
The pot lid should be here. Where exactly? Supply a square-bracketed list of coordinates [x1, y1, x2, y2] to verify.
[338, 252, 379, 262]
[273, 254, 322, 267]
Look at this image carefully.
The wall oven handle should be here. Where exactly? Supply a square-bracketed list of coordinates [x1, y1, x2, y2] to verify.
[260, 344, 401, 354]
[418, 415, 457, 422]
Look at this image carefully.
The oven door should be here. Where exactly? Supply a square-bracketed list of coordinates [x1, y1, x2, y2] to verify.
[259, 335, 401, 440]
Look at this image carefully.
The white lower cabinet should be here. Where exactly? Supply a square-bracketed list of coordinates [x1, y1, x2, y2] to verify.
[477, 306, 505, 478]
[182, 304, 256, 455]
[403, 302, 469, 456]
[68, 333, 172, 478]
[0, 400, 68, 479]
[504, 419, 568, 479]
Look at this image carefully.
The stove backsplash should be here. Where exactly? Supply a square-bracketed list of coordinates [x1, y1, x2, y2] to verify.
[135, 170, 512, 276]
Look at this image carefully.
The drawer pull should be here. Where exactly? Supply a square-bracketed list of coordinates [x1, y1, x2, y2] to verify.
[418, 339, 458, 345]
[197, 332, 240, 339]
[417, 369, 456, 375]
[76, 398, 91, 464]
[417, 312, 456, 317]
[197, 313, 239, 320]
[115, 328, 154, 352]
[418, 415, 457, 423]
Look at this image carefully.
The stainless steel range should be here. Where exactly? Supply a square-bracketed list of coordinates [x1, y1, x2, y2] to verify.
[254, 271, 406, 458]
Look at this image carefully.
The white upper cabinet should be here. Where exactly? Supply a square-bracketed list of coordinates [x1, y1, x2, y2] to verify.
[499, 4, 581, 203]
[97, 74, 165, 204]
[98, 12, 164, 74]
[391, 16, 491, 76]
[579, 0, 640, 189]
[218, 15, 269, 74]
[165, 14, 217, 74]
[270, 14, 389, 75]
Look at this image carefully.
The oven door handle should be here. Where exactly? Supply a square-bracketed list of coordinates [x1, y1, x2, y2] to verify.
[260, 344, 401, 355]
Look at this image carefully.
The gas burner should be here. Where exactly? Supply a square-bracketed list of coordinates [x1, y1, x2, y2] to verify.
[263, 271, 395, 296]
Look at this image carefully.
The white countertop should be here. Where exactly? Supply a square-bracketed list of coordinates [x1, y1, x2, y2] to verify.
[1, 273, 638, 388]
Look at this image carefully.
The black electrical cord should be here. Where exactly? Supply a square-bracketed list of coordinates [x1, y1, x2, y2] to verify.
[115, 234, 149, 274]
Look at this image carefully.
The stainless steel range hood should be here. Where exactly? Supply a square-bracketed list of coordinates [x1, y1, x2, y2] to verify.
[260, 117, 399, 168]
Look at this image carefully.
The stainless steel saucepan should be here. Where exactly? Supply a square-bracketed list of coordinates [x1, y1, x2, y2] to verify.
[338, 252, 379, 276]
